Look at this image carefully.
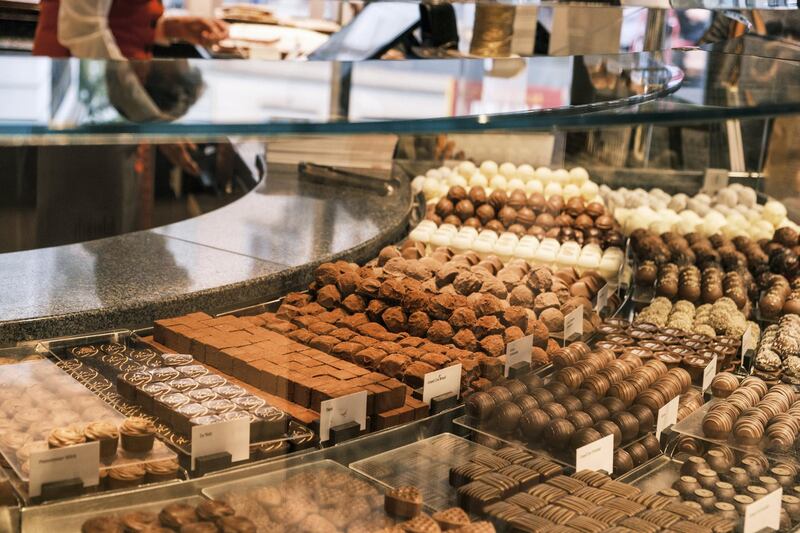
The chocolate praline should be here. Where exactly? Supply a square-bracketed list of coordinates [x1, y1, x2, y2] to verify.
[640, 434, 661, 458]
[488, 190, 508, 211]
[559, 396, 583, 414]
[566, 411, 594, 430]
[611, 412, 639, 443]
[519, 408, 551, 442]
[627, 442, 650, 465]
[487, 386, 513, 405]
[543, 419, 576, 450]
[545, 381, 571, 401]
[493, 401, 523, 435]
[585, 403, 610, 423]
[570, 427, 602, 450]
[594, 420, 622, 448]
[614, 449, 635, 474]
[541, 402, 568, 420]
[465, 391, 496, 421]
[600, 397, 626, 416]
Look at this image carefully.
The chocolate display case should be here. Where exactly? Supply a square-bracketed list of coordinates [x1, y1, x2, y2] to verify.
[41, 331, 315, 466]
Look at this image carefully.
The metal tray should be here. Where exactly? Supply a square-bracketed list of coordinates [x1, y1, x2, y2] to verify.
[349, 433, 490, 511]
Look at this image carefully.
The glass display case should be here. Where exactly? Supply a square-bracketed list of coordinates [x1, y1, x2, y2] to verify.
[1, 2, 800, 531]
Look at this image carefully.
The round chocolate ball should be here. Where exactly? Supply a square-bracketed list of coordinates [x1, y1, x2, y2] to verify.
[547, 195, 564, 216]
[641, 434, 661, 458]
[443, 215, 461, 226]
[508, 189, 527, 210]
[543, 419, 576, 450]
[528, 193, 546, 214]
[465, 391, 495, 421]
[504, 380, 529, 400]
[476, 204, 496, 225]
[585, 403, 610, 423]
[574, 390, 599, 410]
[611, 412, 640, 443]
[530, 388, 555, 406]
[594, 420, 622, 448]
[520, 374, 544, 392]
[469, 186, 488, 206]
[542, 402, 568, 420]
[487, 386, 513, 405]
[485, 220, 505, 233]
[488, 190, 508, 211]
[566, 411, 594, 430]
[493, 401, 523, 435]
[614, 449, 635, 475]
[600, 397, 626, 417]
[571, 427, 602, 450]
[455, 199, 475, 221]
[435, 198, 454, 218]
[627, 442, 650, 465]
[560, 395, 583, 414]
[507, 224, 526, 237]
[520, 408, 550, 441]
[448, 185, 468, 203]
[545, 381, 571, 401]
[498, 206, 517, 227]
[514, 394, 539, 413]
[463, 217, 481, 229]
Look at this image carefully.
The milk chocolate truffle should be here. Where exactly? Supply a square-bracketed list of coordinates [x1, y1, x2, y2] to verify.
[520, 409, 550, 441]
[611, 412, 639, 443]
[547, 196, 564, 216]
[455, 200, 475, 221]
[476, 204, 496, 225]
[543, 419, 576, 450]
[498, 206, 517, 227]
[464, 217, 481, 229]
[489, 190, 508, 211]
[469, 186, 488, 206]
[448, 185, 468, 203]
[614, 449, 635, 474]
[494, 401, 523, 435]
[436, 198, 455, 218]
[594, 420, 622, 447]
[570, 427, 602, 450]
[710, 373, 739, 399]
[508, 190, 528, 210]
[466, 392, 496, 421]
[567, 411, 594, 430]
[444, 215, 462, 226]
[485, 220, 505, 233]
[540, 308, 565, 332]
[535, 213, 555, 230]
[517, 208, 536, 229]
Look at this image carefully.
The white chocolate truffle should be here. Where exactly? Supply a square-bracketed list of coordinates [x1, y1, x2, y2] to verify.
[577, 254, 600, 271]
[569, 167, 590, 184]
[714, 205, 732, 216]
[519, 236, 540, 249]
[544, 182, 563, 199]
[563, 184, 581, 200]
[469, 173, 489, 188]
[457, 161, 477, 177]
[498, 232, 519, 244]
[438, 224, 459, 235]
[480, 160, 498, 177]
[551, 168, 570, 184]
[737, 187, 757, 207]
[764, 200, 787, 226]
[447, 172, 468, 187]
[425, 168, 442, 181]
[423, 177, 441, 200]
[472, 239, 494, 258]
[715, 188, 738, 208]
[580, 181, 599, 201]
[429, 231, 453, 248]
[508, 178, 525, 191]
[417, 220, 438, 231]
[534, 246, 557, 264]
[477, 230, 499, 242]
[687, 198, 711, 216]
[458, 226, 479, 237]
[411, 175, 426, 194]
[525, 180, 544, 195]
[694, 193, 712, 204]
[514, 245, 536, 262]
[517, 164, 535, 183]
[539, 238, 561, 251]
[535, 167, 553, 182]
[493, 241, 516, 262]
[408, 227, 432, 243]
[451, 233, 475, 251]
[668, 193, 688, 212]
[439, 182, 450, 198]
[499, 162, 517, 179]
[490, 175, 508, 190]
[438, 166, 452, 177]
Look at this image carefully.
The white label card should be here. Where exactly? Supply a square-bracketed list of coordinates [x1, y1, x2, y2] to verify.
[191, 417, 250, 470]
[742, 327, 757, 364]
[564, 306, 584, 343]
[505, 336, 533, 377]
[744, 488, 782, 533]
[703, 168, 729, 194]
[656, 395, 680, 441]
[702, 355, 718, 393]
[575, 433, 614, 475]
[423, 364, 462, 405]
[319, 390, 368, 443]
[29, 441, 100, 497]
[595, 284, 612, 312]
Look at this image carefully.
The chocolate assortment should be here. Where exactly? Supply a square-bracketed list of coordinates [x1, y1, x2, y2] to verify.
[753, 315, 800, 385]
[424, 185, 623, 249]
[154, 313, 427, 433]
[596, 317, 746, 382]
[703, 375, 800, 452]
[449, 444, 735, 533]
[80, 499, 255, 532]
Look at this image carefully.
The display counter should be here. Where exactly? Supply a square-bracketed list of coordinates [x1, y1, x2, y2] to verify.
[1, 21, 800, 533]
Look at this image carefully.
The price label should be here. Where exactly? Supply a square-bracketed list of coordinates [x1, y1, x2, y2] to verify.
[744, 488, 782, 533]
[423, 363, 462, 405]
[595, 283, 613, 312]
[320, 390, 367, 443]
[505, 335, 533, 377]
[656, 395, 680, 441]
[702, 355, 718, 393]
[29, 441, 100, 497]
[702, 168, 729, 194]
[564, 306, 584, 343]
[575, 433, 614, 475]
[742, 327, 757, 364]
[191, 417, 250, 470]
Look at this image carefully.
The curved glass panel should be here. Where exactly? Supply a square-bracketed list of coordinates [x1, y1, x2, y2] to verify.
[0, 49, 798, 143]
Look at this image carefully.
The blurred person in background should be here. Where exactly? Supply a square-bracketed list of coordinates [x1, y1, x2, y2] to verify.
[33, 0, 229, 60]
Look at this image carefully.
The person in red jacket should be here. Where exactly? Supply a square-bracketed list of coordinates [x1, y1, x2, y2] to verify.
[33, 0, 228, 60]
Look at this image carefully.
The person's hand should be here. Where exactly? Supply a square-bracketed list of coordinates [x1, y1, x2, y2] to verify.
[156, 17, 229, 47]
[159, 142, 201, 176]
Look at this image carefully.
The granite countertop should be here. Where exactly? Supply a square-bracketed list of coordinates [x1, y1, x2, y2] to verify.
[0, 166, 412, 346]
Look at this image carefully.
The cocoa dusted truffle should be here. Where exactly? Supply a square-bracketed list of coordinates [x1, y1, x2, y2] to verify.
[317, 285, 342, 309]
[382, 307, 407, 333]
[407, 311, 432, 338]
[480, 335, 506, 358]
[474, 294, 505, 317]
[540, 308, 565, 332]
[428, 320, 455, 344]
[474, 316, 504, 338]
[453, 329, 478, 351]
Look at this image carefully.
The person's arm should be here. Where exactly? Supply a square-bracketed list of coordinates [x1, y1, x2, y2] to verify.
[57, 0, 125, 60]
